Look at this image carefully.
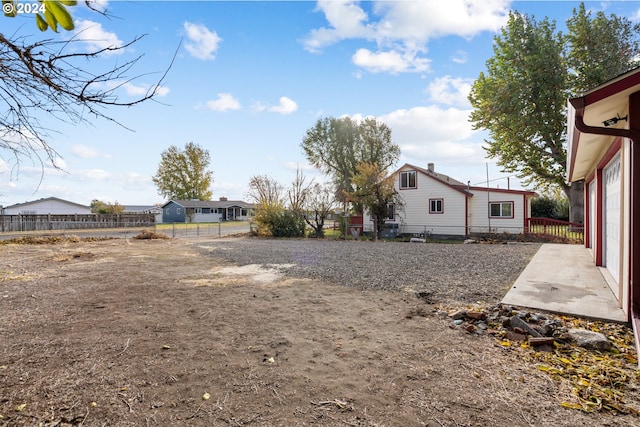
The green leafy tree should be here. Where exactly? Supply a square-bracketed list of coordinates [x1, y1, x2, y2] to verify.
[566, 3, 640, 93]
[301, 117, 400, 213]
[90, 199, 124, 214]
[152, 142, 213, 201]
[347, 162, 401, 241]
[468, 5, 640, 225]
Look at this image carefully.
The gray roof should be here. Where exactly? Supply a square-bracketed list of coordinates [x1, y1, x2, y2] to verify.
[4, 196, 90, 210]
[163, 199, 255, 209]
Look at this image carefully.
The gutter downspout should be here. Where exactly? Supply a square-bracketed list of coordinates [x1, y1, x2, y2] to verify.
[570, 96, 640, 364]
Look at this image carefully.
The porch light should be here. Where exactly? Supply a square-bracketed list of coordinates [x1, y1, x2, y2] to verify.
[602, 113, 628, 127]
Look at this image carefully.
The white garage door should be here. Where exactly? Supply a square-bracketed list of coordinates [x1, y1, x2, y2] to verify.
[603, 154, 621, 293]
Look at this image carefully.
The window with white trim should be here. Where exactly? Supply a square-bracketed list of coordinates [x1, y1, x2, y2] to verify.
[429, 198, 443, 214]
[489, 202, 513, 218]
[399, 170, 417, 189]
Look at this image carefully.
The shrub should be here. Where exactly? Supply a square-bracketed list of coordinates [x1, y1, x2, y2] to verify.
[253, 203, 306, 238]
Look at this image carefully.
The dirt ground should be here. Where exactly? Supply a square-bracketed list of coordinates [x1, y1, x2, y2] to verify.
[1, 237, 638, 427]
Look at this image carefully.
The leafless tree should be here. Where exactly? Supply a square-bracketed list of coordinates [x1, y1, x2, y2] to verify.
[0, 28, 173, 177]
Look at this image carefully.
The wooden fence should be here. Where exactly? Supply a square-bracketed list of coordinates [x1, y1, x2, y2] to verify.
[0, 213, 155, 232]
[525, 217, 584, 243]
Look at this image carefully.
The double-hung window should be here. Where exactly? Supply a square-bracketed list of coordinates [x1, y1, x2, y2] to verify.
[489, 202, 513, 218]
[399, 170, 417, 189]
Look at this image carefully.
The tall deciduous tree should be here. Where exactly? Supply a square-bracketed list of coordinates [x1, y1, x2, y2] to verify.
[468, 5, 640, 224]
[152, 142, 213, 201]
[301, 116, 400, 213]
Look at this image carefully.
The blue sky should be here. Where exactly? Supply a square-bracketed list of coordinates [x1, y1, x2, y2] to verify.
[1, 0, 640, 207]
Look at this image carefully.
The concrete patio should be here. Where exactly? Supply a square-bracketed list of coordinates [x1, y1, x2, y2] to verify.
[502, 243, 628, 323]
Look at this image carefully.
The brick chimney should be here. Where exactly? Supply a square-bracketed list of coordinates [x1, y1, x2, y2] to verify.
[219, 197, 228, 201]
[427, 163, 435, 172]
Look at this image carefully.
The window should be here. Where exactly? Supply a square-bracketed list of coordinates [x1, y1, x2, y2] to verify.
[369, 204, 395, 221]
[386, 204, 395, 220]
[399, 170, 417, 189]
[202, 208, 211, 214]
[489, 202, 513, 218]
[429, 198, 443, 214]
[177, 208, 182, 214]
[194, 208, 202, 214]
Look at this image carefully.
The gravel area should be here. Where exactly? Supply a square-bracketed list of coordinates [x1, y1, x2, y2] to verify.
[198, 238, 542, 305]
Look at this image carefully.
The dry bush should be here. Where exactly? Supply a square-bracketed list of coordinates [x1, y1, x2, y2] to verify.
[133, 229, 169, 240]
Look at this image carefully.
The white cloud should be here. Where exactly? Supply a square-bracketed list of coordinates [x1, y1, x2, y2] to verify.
[205, 93, 241, 112]
[379, 105, 483, 164]
[451, 50, 468, 64]
[304, 0, 510, 74]
[426, 76, 474, 107]
[74, 169, 112, 181]
[303, 0, 375, 53]
[268, 97, 298, 115]
[71, 144, 111, 159]
[123, 83, 170, 97]
[352, 48, 429, 74]
[183, 22, 223, 60]
[73, 19, 123, 54]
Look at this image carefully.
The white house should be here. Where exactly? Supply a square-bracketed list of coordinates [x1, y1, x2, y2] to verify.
[1, 197, 91, 215]
[364, 163, 536, 237]
[567, 66, 640, 343]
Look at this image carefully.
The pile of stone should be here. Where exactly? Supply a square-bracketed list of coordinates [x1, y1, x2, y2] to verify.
[439, 303, 613, 352]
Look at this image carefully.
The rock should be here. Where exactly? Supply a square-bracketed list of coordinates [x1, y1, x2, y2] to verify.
[528, 337, 555, 347]
[465, 324, 477, 333]
[449, 309, 467, 320]
[463, 239, 478, 244]
[506, 331, 527, 341]
[466, 311, 486, 320]
[410, 238, 426, 243]
[453, 319, 464, 326]
[509, 316, 542, 337]
[567, 329, 613, 351]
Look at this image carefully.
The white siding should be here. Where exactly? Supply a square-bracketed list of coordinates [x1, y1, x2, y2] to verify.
[3, 198, 91, 215]
[468, 190, 527, 234]
[394, 166, 467, 236]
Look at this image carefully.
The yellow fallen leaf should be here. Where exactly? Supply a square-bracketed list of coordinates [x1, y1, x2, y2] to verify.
[202, 392, 210, 401]
[15, 403, 26, 412]
[499, 341, 511, 347]
[90, 402, 97, 407]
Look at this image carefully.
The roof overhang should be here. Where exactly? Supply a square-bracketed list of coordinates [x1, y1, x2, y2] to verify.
[567, 68, 640, 182]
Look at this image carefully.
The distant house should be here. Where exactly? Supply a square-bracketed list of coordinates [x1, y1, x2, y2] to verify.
[161, 198, 255, 223]
[123, 205, 163, 223]
[1, 197, 91, 215]
[364, 163, 536, 237]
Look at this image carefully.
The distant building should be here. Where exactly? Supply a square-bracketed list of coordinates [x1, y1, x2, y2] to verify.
[1, 197, 91, 215]
[161, 198, 255, 223]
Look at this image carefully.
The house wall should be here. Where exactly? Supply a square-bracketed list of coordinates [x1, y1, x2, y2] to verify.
[467, 190, 529, 234]
[384, 166, 468, 236]
[162, 202, 186, 223]
[4, 199, 90, 215]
